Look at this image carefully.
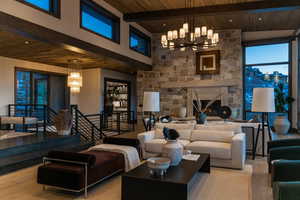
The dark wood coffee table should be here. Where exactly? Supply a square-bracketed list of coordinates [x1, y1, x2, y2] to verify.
[121, 153, 210, 200]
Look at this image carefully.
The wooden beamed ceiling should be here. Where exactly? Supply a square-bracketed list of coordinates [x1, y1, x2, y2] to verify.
[0, 11, 152, 73]
[104, 0, 300, 33]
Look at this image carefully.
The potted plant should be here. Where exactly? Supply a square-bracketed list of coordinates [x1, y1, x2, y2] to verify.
[193, 92, 221, 124]
[54, 109, 73, 136]
[274, 83, 294, 134]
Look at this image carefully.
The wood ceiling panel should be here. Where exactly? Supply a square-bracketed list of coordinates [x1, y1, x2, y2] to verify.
[105, 0, 300, 32]
[0, 30, 142, 73]
[138, 8, 300, 33]
[104, 0, 262, 13]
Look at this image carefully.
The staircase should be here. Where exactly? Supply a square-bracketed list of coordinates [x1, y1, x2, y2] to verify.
[0, 104, 105, 174]
[70, 105, 105, 143]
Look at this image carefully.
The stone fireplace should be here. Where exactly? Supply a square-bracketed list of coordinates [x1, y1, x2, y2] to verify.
[137, 29, 243, 120]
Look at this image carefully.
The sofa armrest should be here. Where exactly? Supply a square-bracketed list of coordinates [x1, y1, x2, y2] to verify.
[273, 181, 300, 200]
[268, 138, 300, 151]
[269, 146, 300, 163]
[272, 160, 300, 183]
[231, 133, 246, 169]
[137, 131, 155, 158]
[137, 131, 155, 144]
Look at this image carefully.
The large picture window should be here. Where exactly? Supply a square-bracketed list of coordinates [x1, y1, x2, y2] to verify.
[80, 0, 120, 43]
[17, 0, 60, 17]
[244, 42, 290, 125]
[130, 26, 151, 57]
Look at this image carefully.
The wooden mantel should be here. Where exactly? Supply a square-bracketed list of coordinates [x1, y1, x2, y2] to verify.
[161, 79, 240, 89]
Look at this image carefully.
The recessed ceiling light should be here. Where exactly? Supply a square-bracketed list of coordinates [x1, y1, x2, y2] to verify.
[258, 17, 263, 21]
[25, 41, 30, 45]
[228, 19, 233, 23]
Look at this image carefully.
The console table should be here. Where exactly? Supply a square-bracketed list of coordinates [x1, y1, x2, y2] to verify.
[122, 153, 210, 200]
[0, 116, 38, 133]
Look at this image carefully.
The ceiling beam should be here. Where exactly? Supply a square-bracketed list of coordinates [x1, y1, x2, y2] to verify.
[123, 0, 300, 22]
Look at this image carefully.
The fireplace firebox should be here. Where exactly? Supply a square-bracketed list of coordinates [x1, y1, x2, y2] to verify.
[193, 100, 221, 116]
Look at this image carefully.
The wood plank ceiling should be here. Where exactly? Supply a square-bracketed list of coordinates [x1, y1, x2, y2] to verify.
[104, 0, 300, 33]
[0, 30, 145, 73]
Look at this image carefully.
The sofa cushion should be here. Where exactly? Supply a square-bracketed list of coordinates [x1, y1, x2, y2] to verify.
[186, 141, 232, 159]
[145, 139, 190, 154]
[195, 124, 242, 134]
[191, 129, 234, 143]
[155, 123, 195, 130]
[145, 139, 167, 153]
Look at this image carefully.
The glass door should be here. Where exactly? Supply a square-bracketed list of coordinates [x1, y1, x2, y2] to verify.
[34, 78, 48, 105]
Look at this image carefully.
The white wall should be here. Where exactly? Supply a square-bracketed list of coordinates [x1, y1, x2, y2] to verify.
[0, 0, 152, 65]
[77, 68, 101, 114]
[0, 56, 78, 115]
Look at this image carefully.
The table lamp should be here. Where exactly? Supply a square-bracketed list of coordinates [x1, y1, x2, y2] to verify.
[143, 92, 160, 131]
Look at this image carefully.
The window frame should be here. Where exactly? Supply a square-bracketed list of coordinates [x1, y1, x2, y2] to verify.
[129, 25, 151, 57]
[80, 0, 120, 44]
[16, 0, 60, 18]
[242, 40, 293, 121]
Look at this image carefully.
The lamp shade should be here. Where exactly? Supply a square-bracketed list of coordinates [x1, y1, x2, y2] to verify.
[143, 92, 160, 112]
[251, 88, 275, 113]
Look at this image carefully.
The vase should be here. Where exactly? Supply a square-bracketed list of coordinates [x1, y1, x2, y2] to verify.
[57, 129, 71, 136]
[162, 140, 183, 166]
[196, 112, 207, 124]
[273, 115, 290, 135]
[178, 107, 187, 118]
[54, 109, 72, 136]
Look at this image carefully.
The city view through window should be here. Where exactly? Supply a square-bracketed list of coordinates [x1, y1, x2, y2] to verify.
[244, 43, 290, 125]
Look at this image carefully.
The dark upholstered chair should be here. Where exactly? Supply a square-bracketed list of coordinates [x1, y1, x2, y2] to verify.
[268, 138, 300, 172]
[268, 139, 300, 200]
[272, 160, 300, 200]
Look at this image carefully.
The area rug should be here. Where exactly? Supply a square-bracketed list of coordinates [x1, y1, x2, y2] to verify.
[75, 165, 253, 200]
[0, 131, 35, 140]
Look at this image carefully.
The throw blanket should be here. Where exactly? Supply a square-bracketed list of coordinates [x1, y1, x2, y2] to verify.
[89, 144, 140, 172]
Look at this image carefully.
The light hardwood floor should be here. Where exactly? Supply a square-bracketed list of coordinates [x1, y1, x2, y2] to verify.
[0, 156, 272, 200]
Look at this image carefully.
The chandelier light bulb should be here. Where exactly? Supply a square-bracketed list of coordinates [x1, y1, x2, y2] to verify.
[195, 27, 201, 38]
[172, 30, 178, 40]
[161, 35, 167, 43]
[162, 41, 168, 48]
[201, 26, 207, 36]
[180, 47, 186, 51]
[203, 41, 209, 49]
[167, 31, 173, 40]
[169, 42, 175, 51]
[190, 32, 195, 42]
[183, 23, 189, 33]
[207, 29, 213, 39]
[213, 33, 219, 43]
[179, 28, 185, 38]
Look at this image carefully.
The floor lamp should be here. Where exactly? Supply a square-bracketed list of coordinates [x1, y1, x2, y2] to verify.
[252, 88, 275, 157]
[142, 92, 160, 131]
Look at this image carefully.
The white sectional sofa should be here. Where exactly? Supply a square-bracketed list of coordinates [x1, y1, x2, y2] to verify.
[138, 122, 246, 169]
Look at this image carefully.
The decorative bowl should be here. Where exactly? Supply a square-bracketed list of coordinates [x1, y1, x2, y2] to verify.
[147, 157, 171, 176]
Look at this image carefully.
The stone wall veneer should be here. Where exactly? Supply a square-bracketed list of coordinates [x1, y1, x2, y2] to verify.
[137, 30, 243, 119]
